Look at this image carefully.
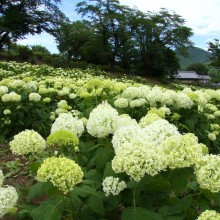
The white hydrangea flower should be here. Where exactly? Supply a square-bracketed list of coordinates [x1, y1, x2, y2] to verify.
[160, 90, 176, 106]
[174, 92, 194, 109]
[121, 87, 142, 100]
[195, 154, 220, 193]
[114, 98, 129, 108]
[51, 113, 84, 137]
[129, 98, 147, 108]
[214, 111, 220, 117]
[0, 186, 18, 218]
[208, 132, 217, 141]
[139, 113, 161, 127]
[69, 93, 77, 99]
[102, 176, 127, 197]
[196, 210, 220, 220]
[10, 130, 46, 155]
[23, 81, 38, 92]
[112, 143, 167, 182]
[1, 92, 21, 102]
[146, 86, 164, 106]
[9, 79, 25, 88]
[29, 93, 41, 102]
[115, 114, 138, 131]
[3, 109, 11, 115]
[86, 102, 118, 138]
[143, 119, 179, 147]
[0, 170, 4, 187]
[0, 86, 9, 96]
[162, 133, 207, 169]
[57, 100, 70, 110]
[112, 125, 146, 153]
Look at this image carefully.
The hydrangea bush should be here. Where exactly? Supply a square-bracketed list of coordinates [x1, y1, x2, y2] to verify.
[0, 61, 220, 219]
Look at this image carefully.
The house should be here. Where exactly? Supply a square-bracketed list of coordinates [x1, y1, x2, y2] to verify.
[174, 71, 212, 85]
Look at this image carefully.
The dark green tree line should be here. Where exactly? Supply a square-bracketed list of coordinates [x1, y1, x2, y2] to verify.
[55, 0, 193, 78]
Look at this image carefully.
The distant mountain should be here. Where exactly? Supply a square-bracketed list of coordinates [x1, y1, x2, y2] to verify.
[176, 46, 212, 69]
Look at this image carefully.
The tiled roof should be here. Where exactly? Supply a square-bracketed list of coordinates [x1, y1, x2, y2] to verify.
[176, 71, 200, 79]
[175, 71, 211, 80]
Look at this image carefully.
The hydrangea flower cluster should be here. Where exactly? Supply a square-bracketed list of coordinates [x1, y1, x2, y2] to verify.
[195, 154, 220, 193]
[10, 130, 46, 155]
[112, 143, 167, 182]
[0, 186, 18, 218]
[130, 98, 147, 108]
[51, 113, 84, 137]
[102, 176, 127, 197]
[0, 86, 8, 96]
[162, 133, 208, 169]
[142, 119, 179, 147]
[139, 113, 161, 127]
[0, 170, 18, 218]
[3, 109, 11, 115]
[174, 92, 194, 109]
[86, 102, 119, 138]
[115, 114, 138, 131]
[112, 125, 146, 153]
[29, 92, 41, 102]
[196, 210, 220, 220]
[46, 129, 79, 150]
[1, 92, 21, 102]
[114, 97, 129, 108]
[37, 157, 83, 194]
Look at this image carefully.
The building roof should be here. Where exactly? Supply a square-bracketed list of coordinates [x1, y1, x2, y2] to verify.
[175, 71, 211, 80]
[199, 75, 212, 80]
[176, 71, 200, 79]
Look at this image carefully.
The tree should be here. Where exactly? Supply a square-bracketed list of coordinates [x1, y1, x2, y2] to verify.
[128, 8, 193, 77]
[76, 1, 193, 78]
[76, 0, 133, 71]
[0, 0, 66, 50]
[52, 20, 93, 62]
[186, 63, 209, 75]
[208, 39, 220, 68]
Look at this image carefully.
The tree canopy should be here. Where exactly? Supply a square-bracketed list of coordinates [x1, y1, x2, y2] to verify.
[0, 0, 66, 50]
[208, 39, 220, 69]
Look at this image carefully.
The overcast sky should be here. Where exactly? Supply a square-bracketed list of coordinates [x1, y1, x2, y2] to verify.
[18, 0, 220, 53]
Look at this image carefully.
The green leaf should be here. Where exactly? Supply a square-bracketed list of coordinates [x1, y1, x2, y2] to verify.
[85, 194, 105, 216]
[144, 175, 170, 192]
[167, 196, 192, 216]
[94, 146, 114, 171]
[103, 162, 116, 178]
[68, 191, 82, 209]
[169, 168, 191, 193]
[30, 196, 64, 220]
[84, 169, 103, 183]
[74, 185, 102, 198]
[122, 207, 163, 220]
[27, 182, 49, 202]
[185, 118, 196, 131]
[29, 162, 41, 175]
[165, 213, 186, 220]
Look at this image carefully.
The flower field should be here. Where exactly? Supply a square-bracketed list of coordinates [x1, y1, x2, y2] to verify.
[0, 61, 220, 220]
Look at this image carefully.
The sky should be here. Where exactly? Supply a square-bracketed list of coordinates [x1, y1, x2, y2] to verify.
[18, 0, 220, 53]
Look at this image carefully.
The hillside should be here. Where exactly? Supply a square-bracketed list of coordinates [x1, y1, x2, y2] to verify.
[177, 46, 211, 69]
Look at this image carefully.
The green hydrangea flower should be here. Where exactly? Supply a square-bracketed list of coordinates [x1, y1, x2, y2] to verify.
[37, 157, 83, 194]
[46, 129, 79, 150]
[196, 210, 220, 220]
